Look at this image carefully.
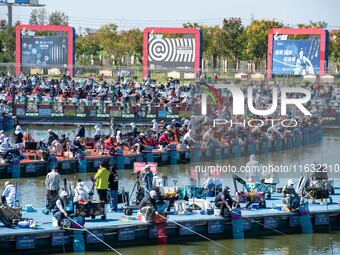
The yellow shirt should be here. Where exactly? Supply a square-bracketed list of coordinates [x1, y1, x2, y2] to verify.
[94, 167, 110, 190]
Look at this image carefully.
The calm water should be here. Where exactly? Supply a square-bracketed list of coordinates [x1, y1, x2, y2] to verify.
[5, 128, 340, 255]
[47, 233, 340, 255]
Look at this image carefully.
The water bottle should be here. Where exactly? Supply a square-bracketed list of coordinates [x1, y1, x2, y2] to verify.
[250, 189, 254, 202]
[18, 220, 30, 228]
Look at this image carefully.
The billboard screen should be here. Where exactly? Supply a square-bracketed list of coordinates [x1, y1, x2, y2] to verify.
[143, 27, 202, 76]
[272, 38, 321, 75]
[21, 35, 68, 67]
[148, 37, 196, 70]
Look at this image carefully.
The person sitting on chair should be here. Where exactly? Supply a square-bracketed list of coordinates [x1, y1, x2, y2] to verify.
[59, 134, 69, 152]
[1, 181, 17, 207]
[52, 191, 70, 229]
[0, 137, 11, 162]
[158, 131, 170, 150]
[282, 179, 301, 211]
[36, 138, 49, 161]
[73, 179, 89, 203]
[69, 136, 84, 158]
[104, 135, 116, 156]
[139, 190, 159, 223]
[116, 130, 130, 150]
[215, 186, 235, 217]
[182, 129, 196, 149]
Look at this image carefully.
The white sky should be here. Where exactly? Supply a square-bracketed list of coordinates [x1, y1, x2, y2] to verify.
[0, 0, 339, 32]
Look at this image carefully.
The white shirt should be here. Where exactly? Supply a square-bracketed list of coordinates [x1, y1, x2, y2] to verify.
[0, 140, 10, 152]
[0, 134, 6, 143]
[152, 122, 158, 132]
[2, 184, 16, 206]
[45, 170, 62, 191]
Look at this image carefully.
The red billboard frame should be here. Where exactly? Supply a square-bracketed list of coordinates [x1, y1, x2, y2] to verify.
[143, 27, 201, 77]
[267, 28, 327, 78]
[16, 24, 74, 76]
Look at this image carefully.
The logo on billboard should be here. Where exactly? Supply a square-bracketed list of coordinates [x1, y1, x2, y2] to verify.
[148, 38, 195, 63]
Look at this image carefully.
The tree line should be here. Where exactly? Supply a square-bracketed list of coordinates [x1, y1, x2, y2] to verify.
[0, 9, 339, 73]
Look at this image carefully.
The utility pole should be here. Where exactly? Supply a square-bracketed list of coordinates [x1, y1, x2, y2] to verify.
[0, 0, 45, 27]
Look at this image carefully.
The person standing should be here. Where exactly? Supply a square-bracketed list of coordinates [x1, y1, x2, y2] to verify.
[108, 166, 119, 212]
[45, 168, 62, 211]
[94, 161, 110, 203]
[47, 129, 59, 146]
[143, 165, 153, 196]
[14, 125, 24, 151]
[75, 124, 85, 139]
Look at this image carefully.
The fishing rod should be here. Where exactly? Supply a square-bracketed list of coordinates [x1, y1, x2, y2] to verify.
[156, 213, 240, 255]
[67, 216, 123, 255]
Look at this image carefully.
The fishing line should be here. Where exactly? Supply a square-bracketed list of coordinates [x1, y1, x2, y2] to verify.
[67, 216, 123, 255]
[326, 197, 334, 255]
[156, 213, 240, 255]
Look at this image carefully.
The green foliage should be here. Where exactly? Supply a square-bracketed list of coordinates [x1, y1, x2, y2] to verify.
[329, 30, 340, 72]
[49, 11, 69, 26]
[0, 25, 15, 62]
[76, 34, 102, 56]
[245, 19, 283, 69]
[29, 8, 48, 25]
[222, 17, 246, 67]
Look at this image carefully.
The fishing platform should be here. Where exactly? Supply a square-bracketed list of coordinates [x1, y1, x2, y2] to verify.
[0, 193, 339, 254]
[0, 125, 323, 179]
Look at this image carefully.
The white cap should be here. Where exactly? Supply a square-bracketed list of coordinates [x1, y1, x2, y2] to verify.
[4, 181, 9, 187]
[152, 119, 156, 123]
[130, 122, 135, 126]
[149, 190, 157, 199]
[60, 191, 68, 197]
[48, 129, 52, 132]
[288, 179, 294, 186]
[144, 164, 150, 170]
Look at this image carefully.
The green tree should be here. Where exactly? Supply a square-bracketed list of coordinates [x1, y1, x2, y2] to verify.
[0, 25, 16, 62]
[49, 11, 69, 26]
[94, 24, 120, 61]
[222, 17, 246, 69]
[29, 8, 47, 25]
[119, 28, 143, 64]
[245, 19, 283, 71]
[329, 30, 340, 73]
[76, 34, 102, 56]
[199, 25, 222, 69]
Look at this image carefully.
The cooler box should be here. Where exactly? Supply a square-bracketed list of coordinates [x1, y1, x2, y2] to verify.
[174, 200, 187, 213]
[188, 198, 207, 211]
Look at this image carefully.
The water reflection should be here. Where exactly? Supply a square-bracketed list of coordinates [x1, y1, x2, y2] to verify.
[49, 234, 340, 255]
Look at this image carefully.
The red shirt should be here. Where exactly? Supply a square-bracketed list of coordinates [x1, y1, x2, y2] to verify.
[158, 133, 169, 144]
